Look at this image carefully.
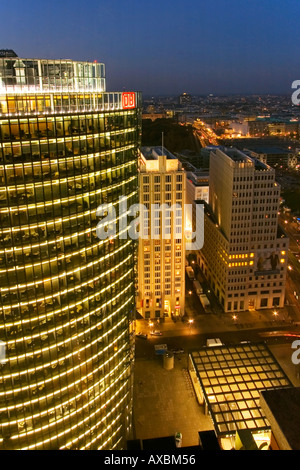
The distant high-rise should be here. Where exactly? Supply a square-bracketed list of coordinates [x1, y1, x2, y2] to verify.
[197, 148, 288, 313]
[136, 146, 186, 319]
[179, 92, 192, 106]
[0, 53, 141, 449]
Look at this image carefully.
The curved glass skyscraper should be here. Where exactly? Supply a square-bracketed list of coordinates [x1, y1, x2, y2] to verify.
[0, 52, 141, 450]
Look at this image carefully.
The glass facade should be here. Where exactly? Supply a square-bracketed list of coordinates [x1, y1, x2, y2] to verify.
[0, 57, 106, 93]
[0, 55, 142, 449]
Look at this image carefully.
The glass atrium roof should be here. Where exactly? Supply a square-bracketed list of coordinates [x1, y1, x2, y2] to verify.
[189, 342, 293, 437]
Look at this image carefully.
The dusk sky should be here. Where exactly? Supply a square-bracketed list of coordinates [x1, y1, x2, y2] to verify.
[1, 0, 300, 96]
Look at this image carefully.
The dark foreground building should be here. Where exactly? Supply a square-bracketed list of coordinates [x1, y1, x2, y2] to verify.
[0, 52, 141, 449]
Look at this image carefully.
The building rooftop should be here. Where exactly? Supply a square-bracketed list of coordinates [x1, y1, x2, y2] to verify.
[223, 148, 253, 164]
[252, 158, 270, 171]
[0, 55, 106, 93]
[140, 146, 177, 160]
[216, 147, 272, 171]
[0, 49, 18, 57]
[256, 117, 299, 124]
[248, 146, 292, 155]
[187, 170, 209, 187]
[260, 387, 300, 450]
[189, 342, 293, 438]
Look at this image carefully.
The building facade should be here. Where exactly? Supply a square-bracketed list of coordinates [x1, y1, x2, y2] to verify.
[136, 146, 186, 319]
[245, 147, 297, 169]
[0, 52, 141, 449]
[197, 148, 288, 313]
[186, 170, 209, 205]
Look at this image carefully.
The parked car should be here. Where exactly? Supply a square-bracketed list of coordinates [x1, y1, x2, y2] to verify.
[175, 432, 182, 448]
[150, 330, 162, 336]
[136, 332, 148, 339]
[171, 348, 185, 354]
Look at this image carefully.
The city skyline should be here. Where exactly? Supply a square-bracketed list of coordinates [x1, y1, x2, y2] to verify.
[1, 0, 300, 96]
[1, 1, 300, 454]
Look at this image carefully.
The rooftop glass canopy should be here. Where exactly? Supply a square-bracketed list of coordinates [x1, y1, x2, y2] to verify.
[189, 342, 292, 437]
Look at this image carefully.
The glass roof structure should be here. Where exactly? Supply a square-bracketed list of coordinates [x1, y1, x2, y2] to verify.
[189, 342, 293, 437]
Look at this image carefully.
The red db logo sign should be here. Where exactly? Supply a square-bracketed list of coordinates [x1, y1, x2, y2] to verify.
[122, 92, 136, 109]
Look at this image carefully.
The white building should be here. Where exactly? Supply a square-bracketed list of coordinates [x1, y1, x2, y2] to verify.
[197, 148, 289, 313]
[136, 146, 186, 319]
[186, 170, 209, 205]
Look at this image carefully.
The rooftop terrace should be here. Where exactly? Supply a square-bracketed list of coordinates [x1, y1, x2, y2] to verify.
[140, 146, 177, 160]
